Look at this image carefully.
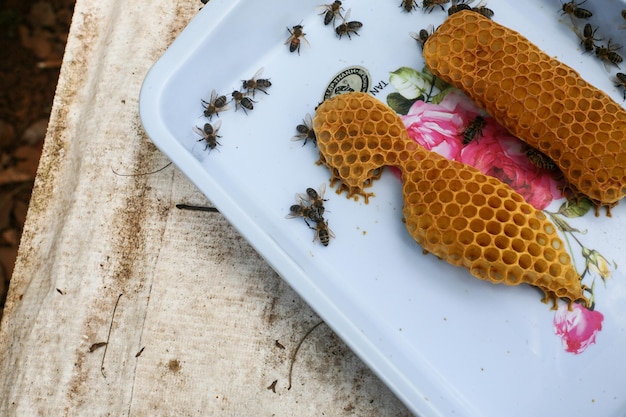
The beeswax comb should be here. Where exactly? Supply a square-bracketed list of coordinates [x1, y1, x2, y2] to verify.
[313, 92, 588, 308]
[423, 10, 626, 209]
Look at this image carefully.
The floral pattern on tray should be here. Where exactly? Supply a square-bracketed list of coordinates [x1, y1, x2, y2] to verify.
[386, 66, 617, 354]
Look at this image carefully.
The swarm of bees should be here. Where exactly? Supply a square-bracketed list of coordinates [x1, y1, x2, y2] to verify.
[560, 2, 626, 100]
[286, 184, 334, 246]
[413, 0, 493, 19]
[194, 68, 272, 153]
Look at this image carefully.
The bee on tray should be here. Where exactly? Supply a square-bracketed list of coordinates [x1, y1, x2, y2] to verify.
[461, 115, 486, 145]
[335, 9, 363, 40]
[300, 183, 327, 217]
[400, 0, 419, 13]
[231, 90, 256, 114]
[242, 67, 272, 97]
[313, 220, 335, 247]
[522, 144, 558, 172]
[422, 0, 450, 13]
[201, 89, 228, 120]
[448, 0, 472, 16]
[285, 23, 310, 54]
[320, 1, 344, 25]
[471, 1, 493, 18]
[193, 119, 222, 152]
[286, 199, 325, 225]
[560, 0, 592, 20]
[292, 114, 317, 146]
[595, 39, 623, 69]
[410, 25, 434, 50]
[576, 23, 601, 53]
[612, 72, 626, 100]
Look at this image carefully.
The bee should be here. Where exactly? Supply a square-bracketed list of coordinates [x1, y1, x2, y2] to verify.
[560, 0, 592, 19]
[422, 0, 450, 13]
[313, 220, 335, 247]
[410, 25, 434, 50]
[300, 183, 327, 217]
[612, 72, 626, 100]
[285, 24, 310, 54]
[400, 0, 419, 13]
[201, 89, 228, 120]
[242, 67, 272, 97]
[320, 1, 344, 25]
[231, 90, 256, 114]
[461, 115, 486, 145]
[595, 39, 623, 69]
[292, 113, 317, 146]
[448, 0, 472, 16]
[286, 201, 324, 224]
[193, 120, 222, 152]
[335, 9, 363, 40]
[577, 23, 601, 53]
[522, 145, 558, 172]
[471, 1, 493, 18]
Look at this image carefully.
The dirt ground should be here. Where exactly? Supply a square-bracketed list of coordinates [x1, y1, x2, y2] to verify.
[0, 0, 75, 319]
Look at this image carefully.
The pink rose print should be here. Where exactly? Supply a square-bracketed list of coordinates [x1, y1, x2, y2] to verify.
[459, 123, 563, 210]
[554, 303, 604, 354]
[399, 90, 563, 210]
[401, 90, 476, 160]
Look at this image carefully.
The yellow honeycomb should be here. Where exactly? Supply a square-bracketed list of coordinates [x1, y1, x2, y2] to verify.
[422, 10, 626, 209]
[313, 92, 588, 308]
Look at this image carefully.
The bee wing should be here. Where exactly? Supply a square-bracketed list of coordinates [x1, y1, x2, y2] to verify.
[409, 31, 420, 41]
[212, 119, 222, 131]
[192, 125, 206, 137]
[252, 67, 264, 81]
[210, 89, 217, 102]
[343, 8, 351, 22]
[317, 182, 327, 199]
[304, 113, 313, 127]
[296, 192, 310, 204]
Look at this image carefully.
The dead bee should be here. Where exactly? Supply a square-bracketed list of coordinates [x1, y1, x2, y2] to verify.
[286, 200, 324, 224]
[577, 23, 601, 52]
[522, 144, 558, 172]
[400, 0, 419, 13]
[300, 183, 327, 217]
[335, 9, 363, 39]
[193, 119, 222, 151]
[595, 39, 623, 69]
[461, 115, 486, 145]
[560, 0, 592, 19]
[320, 1, 344, 25]
[613, 72, 626, 100]
[422, 0, 450, 13]
[231, 90, 256, 114]
[285, 24, 310, 54]
[448, 0, 472, 16]
[201, 89, 229, 120]
[471, 1, 493, 18]
[313, 220, 335, 247]
[292, 114, 317, 146]
[242, 67, 271, 97]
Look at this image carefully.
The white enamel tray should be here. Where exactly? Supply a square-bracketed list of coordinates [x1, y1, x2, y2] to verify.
[140, 1, 626, 416]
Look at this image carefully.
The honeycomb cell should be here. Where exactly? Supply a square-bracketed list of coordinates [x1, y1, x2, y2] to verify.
[313, 91, 589, 308]
[422, 10, 626, 206]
